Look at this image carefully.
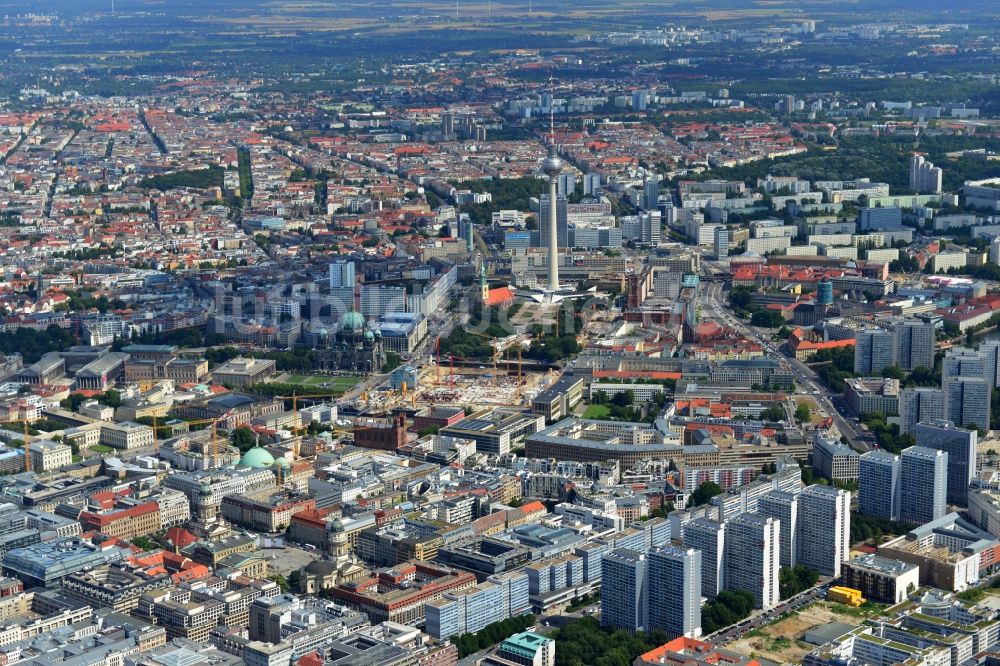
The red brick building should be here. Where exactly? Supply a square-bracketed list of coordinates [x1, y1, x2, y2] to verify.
[354, 413, 408, 451]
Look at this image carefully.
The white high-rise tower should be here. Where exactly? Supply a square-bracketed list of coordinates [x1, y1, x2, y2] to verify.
[541, 101, 562, 293]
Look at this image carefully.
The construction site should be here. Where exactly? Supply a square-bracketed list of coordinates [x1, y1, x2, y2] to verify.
[357, 360, 551, 413]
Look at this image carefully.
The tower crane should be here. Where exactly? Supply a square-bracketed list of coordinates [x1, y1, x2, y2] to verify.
[151, 414, 230, 467]
[271, 391, 345, 435]
[1, 416, 32, 474]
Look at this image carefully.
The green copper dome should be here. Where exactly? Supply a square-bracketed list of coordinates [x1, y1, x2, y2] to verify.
[239, 446, 275, 469]
[340, 309, 365, 331]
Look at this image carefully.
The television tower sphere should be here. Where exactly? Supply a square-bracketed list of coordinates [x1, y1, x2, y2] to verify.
[542, 149, 563, 179]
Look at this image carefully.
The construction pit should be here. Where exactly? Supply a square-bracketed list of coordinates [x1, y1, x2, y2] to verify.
[417, 367, 549, 408]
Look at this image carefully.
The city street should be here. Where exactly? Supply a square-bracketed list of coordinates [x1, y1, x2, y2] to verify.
[709, 581, 832, 646]
[702, 281, 873, 453]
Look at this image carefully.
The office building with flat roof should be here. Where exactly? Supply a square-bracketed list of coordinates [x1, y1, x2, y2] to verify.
[441, 409, 546, 456]
[879, 513, 997, 592]
[842, 554, 919, 604]
[493, 631, 555, 666]
[2, 536, 127, 588]
[524, 417, 680, 465]
[843, 377, 900, 416]
[812, 433, 859, 482]
[531, 375, 585, 423]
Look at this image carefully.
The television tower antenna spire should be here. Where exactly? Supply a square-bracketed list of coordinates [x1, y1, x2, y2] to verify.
[548, 74, 555, 146]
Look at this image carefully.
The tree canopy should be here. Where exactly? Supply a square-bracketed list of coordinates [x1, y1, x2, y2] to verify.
[688, 481, 724, 507]
[230, 426, 257, 452]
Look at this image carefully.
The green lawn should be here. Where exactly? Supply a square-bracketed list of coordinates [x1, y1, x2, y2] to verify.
[90, 444, 114, 453]
[327, 376, 362, 391]
[282, 375, 362, 392]
[583, 404, 610, 419]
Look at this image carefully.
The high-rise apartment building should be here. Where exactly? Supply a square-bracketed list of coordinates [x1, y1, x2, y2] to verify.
[943, 347, 988, 384]
[757, 491, 798, 568]
[854, 329, 895, 376]
[941, 342, 1000, 389]
[859, 450, 900, 521]
[724, 513, 780, 610]
[621, 212, 661, 244]
[944, 376, 990, 432]
[796, 486, 850, 578]
[900, 446, 948, 525]
[557, 173, 576, 197]
[910, 154, 943, 194]
[328, 260, 356, 290]
[682, 518, 725, 600]
[894, 321, 935, 371]
[979, 341, 1000, 388]
[440, 112, 454, 136]
[914, 420, 977, 506]
[647, 546, 702, 639]
[713, 226, 729, 260]
[582, 173, 602, 196]
[329, 260, 357, 315]
[643, 177, 660, 211]
[601, 549, 647, 633]
[898, 388, 945, 436]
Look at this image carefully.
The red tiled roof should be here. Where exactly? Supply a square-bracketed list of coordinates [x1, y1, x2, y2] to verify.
[484, 286, 515, 307]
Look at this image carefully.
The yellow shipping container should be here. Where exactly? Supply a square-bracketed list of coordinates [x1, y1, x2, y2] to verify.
[828, 586, 865, 607]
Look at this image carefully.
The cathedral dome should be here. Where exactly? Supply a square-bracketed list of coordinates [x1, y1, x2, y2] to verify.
[239, 446, 275, 469]
[339, 310, 365, 332]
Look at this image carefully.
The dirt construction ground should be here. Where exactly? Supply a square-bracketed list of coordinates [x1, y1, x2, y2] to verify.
[726, 602, 868, 664]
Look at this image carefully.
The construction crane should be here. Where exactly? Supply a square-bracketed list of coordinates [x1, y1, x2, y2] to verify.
[2, 417, 32, 473]
[467, 330, 500, 387]
[435, 336, 442, 386]
[270, 392, 344, 435]
[287, 392, 342, 422]
[152, 414, 229, 467]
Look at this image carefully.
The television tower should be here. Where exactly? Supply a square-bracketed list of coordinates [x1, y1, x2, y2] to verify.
[540, 78, 562, 294]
